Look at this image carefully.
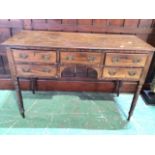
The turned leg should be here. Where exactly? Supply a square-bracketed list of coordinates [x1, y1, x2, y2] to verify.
[127, 83, 142, 121]
[115, 80, 122, 97]
[14, 77, 25, 118]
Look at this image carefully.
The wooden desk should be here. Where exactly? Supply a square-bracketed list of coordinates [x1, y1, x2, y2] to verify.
[2, 30, 155, 120]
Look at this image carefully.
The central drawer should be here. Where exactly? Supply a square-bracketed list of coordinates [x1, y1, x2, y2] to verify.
[105, 53, 147, 67]
[60, 52, 102, 65]
[103, 67, 142, 80]
[12, 49, 56, 64]
[16, 64, 57, 77]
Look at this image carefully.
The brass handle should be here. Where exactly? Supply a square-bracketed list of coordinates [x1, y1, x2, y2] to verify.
[65, 55, 74, 60]
[41, 55, 51, 61]
[132, 57, 141, 63]
[19, 53, 28, 59]
[128, 70, 136, 76]
[42, 68, 51, 73]
[112, 56, 120, 63]
[108, 69, 117, 76]
[22, 68, 31, 72]
[88, 55, 95, 62]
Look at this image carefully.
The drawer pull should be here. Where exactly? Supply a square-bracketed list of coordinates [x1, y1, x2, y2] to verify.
[132, 58, 141, 63]
[112, 56, 120, 63]
[88, 56, 95, 62]
[19, 53, 28, 59]
[65, 55, 74, 61]
[128, 70, 136, 76]
[41, 55, 51, 61]
[42, 68, 51, 73]
[22, 68, 31, 72]
[108, 70, 117, 76]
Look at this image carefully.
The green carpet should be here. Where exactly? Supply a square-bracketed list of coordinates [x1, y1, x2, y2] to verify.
[0, 90, 155, 134]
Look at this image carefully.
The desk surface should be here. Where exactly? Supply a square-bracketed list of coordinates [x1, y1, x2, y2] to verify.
[2, 30, 155, 51]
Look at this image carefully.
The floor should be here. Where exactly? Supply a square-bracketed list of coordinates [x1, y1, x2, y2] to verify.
[0, 90, 155, 135]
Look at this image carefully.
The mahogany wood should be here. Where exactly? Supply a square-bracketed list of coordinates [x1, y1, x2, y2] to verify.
[2, 30, 155, 121]
[115, 80, 123, 96]
[103, 67, 143, 80]
[0, 78, 139, 92]
[60, 51, 102, 66]
[16, 64, 57, 77]
[128, 83, 143, 121]
[12, 49, 57, 64]
[1, 19, 155, 88]
[2, 30, 154, 51]
[105, 53, 147, 67]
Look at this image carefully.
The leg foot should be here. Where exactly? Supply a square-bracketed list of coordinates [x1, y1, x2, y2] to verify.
[14, 78, 25, 118]
[21, 112, 25, 118]
[127, 115, 131, 121]
[127, 83, 142, 121]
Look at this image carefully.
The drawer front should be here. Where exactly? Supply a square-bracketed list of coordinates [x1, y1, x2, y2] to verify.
[103, 67, 142, 80]
[16, 64, 57, 77]
[61, 52, 102, 65]
[12, 50, 56, 64]
[105, 53, 147, 67]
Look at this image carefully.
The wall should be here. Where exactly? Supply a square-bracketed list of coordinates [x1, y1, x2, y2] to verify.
[0, 19, 155, 91]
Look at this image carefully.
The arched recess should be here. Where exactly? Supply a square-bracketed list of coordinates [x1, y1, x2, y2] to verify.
[60, 65, 99, 79]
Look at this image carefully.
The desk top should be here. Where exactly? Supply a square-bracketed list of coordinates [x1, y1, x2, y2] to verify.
[2, 30, 155, 51]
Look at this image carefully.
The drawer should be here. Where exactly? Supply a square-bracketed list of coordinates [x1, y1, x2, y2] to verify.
[12, 49, 56, 64]
[103, 67, 142, 80]
[16, 64, 57, 77]
[61, 52, 102, 65]
[105, 53, 147, 67]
